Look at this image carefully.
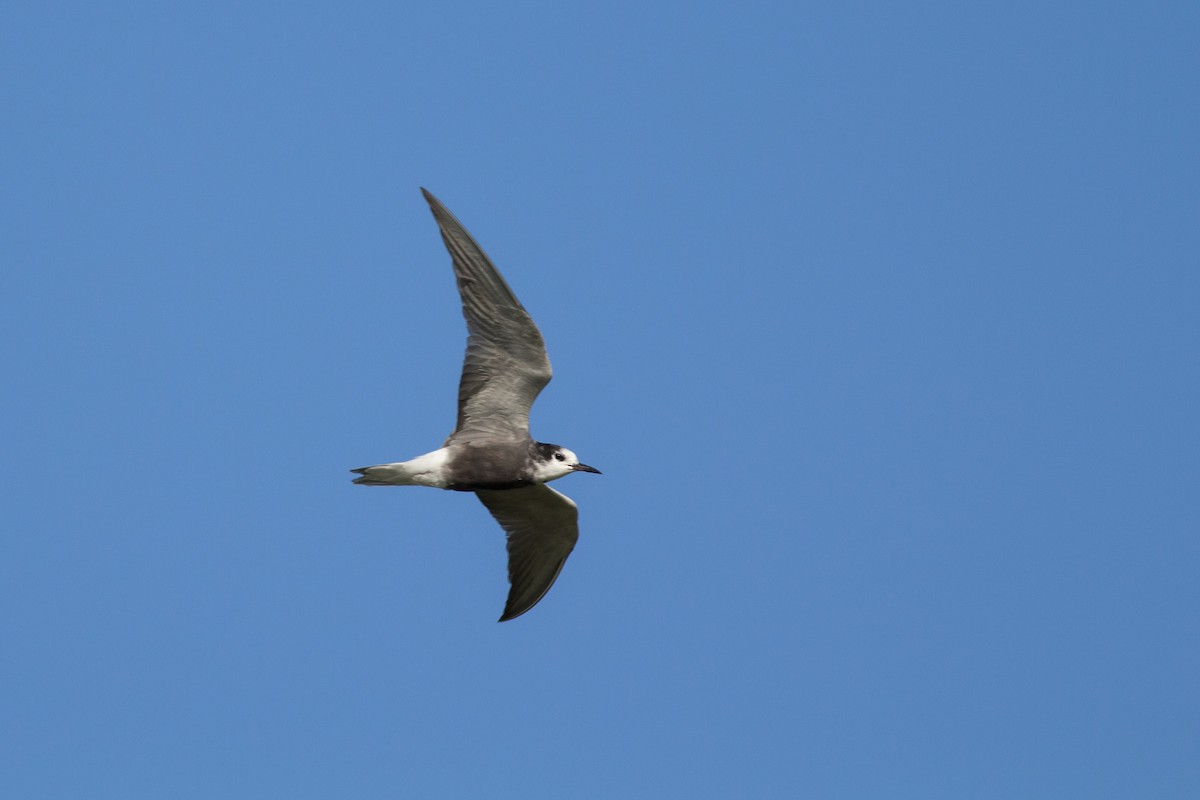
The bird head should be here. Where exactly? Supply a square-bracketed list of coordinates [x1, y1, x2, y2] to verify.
[533, 444, 601, 483]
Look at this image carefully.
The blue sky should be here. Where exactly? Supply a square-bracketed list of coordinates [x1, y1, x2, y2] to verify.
[3, 2, 1198, 797]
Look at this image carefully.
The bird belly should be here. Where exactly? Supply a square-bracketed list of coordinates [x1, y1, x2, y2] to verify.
[443, 442, 534, 491]
[446, 477, 534, 492]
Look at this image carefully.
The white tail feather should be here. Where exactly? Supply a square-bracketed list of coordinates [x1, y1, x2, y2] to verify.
[350, 448, 451, 488]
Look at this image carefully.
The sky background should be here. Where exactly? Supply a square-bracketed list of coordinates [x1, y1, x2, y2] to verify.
[3, 2, 1198, 797]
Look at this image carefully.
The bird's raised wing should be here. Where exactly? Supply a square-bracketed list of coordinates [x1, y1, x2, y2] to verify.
[475, 484, 580, 621]
[421, 189, 552, 445]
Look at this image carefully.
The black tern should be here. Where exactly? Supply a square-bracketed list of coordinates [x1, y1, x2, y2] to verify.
[352, 188, 600, 622]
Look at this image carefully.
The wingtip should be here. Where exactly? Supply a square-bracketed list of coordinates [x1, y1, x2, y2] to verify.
[498, 596, 542, 622]
[497, 606, 524, 623]
[420, 187, 453, 219]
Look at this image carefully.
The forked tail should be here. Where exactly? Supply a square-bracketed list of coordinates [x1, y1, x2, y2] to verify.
[350, 464, 409, 486]
[349, 449, 450, 488]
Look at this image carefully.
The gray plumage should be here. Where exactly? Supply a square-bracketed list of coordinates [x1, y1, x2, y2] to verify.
[425, 189, 551, 444]
[352, 189, 600, 622]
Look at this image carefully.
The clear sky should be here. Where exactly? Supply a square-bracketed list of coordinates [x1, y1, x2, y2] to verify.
[3, 2, 1198, 798]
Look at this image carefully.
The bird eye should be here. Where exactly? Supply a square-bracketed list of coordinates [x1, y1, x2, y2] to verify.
[554, 453, 565, 461]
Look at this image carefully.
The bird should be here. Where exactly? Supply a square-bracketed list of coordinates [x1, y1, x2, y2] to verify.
[351, 188, 601, 622]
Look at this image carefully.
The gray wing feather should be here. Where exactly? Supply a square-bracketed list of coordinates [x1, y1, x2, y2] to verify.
[476, 484, 579, 622]
[421, 189, 552, 444]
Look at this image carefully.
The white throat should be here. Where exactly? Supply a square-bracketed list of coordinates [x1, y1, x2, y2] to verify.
[531, 457, 576, 484]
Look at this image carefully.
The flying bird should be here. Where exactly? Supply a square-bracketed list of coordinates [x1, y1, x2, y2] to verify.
[352, 188, 600, 622]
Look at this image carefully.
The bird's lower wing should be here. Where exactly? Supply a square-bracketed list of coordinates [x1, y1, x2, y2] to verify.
[475, 484, 580, 622]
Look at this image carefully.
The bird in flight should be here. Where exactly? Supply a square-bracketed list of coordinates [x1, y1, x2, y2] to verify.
[352, 188, 601, 622]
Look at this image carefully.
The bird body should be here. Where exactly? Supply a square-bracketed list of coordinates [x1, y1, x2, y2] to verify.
[352, 189, 600, 622]
[352, 441, 595, 492]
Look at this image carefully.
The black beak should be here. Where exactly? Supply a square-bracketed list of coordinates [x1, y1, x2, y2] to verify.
[573, 463, 601, 474]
